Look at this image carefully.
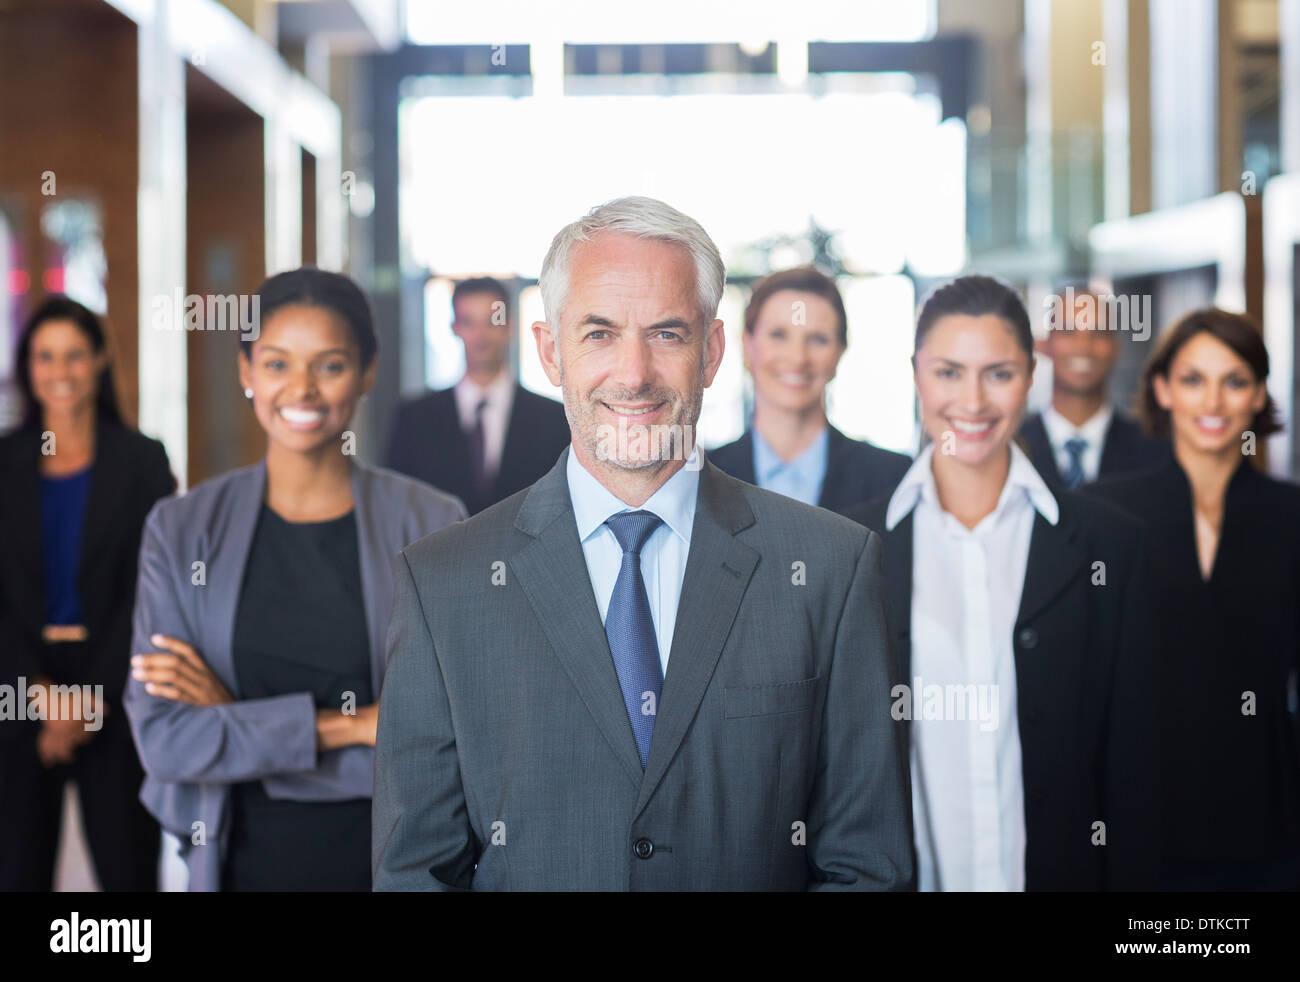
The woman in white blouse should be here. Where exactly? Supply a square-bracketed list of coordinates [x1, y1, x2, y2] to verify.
[846, 275, 1157, 891]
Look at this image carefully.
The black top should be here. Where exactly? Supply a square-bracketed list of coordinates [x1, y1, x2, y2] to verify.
[844, 483, 1159, 890]
[223, 505, 373, 892]
[1018, 409, 1169, 489]
[707, 425, 911, 514]
[1088, 456, 1300, 868]
[0, 420, 175, 695]
[386, 384, 570, 516]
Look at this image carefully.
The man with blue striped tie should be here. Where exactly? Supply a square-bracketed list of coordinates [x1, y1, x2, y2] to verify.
[373, 196, 913, 891]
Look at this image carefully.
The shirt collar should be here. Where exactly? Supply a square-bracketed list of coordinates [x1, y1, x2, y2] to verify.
[752, 426, 829, 486]
[1041, 403, 1113, 449]
[456, 369, 514, 406]
[886, 440, 1059, 531]
[567, 444, 700, 547]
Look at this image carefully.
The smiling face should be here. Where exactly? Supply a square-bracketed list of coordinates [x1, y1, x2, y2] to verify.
[452, 290, 512, 379]
[914, 313, 1034, 470]
[237, 303, 375, 455]
[1153, 331, 1267, 458]
[742, 289, 845, 416]
[27, 318, 106, 420]
[1043, 313, 1120, 398]
[532, 232, 724, 479]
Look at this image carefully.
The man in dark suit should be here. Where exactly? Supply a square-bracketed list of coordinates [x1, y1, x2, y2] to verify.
[1020, 287, 1167, 488]
[385, 276, 570, 514]
[373, 196, 913, 891]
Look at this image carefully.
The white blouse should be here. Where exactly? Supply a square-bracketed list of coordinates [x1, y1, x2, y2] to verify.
[886, 442, 1059, 891]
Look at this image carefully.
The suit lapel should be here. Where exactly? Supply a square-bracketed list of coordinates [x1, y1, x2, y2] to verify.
[1097, 412, 1129, 477]
[634, 460, 759, 816]
[79, 420, 125, 574]
[731, 430, 757, 485]
[9, 428, 46, 627]
[818, 426, 848, 509]
[203, 461, 269, 698]
[1015, 506, 1086, 630]
[509, 449, 645, 785]
[1021, 415, 1062, 486]
[883, 511, 915, 683]
[494, 385, 527, 497]
[349, 461, 390, 698]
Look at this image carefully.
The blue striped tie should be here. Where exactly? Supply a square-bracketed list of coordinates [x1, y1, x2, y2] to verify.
[603, 510, 664, 770]
[1063, 436, 1088, 489]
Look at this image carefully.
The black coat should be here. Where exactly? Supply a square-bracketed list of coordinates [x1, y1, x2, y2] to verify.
[707, 425, 911, 514]
[1088, 457, 1300, 871]
[384, 385, 570, 516]
[0, 419, 176, 703]
[844, 482, 1158, 891]
[1019, 409, 1168, 488]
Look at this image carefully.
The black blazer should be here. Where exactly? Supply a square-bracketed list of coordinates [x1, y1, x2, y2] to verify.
[1088, 457, 1300, 870]
[0, 419, 175, 707]
[385, 384, 570, 516]
[1019, 409, 1168, 488]
[707, 425, 911, 514]
[844, 483, 1158, 891]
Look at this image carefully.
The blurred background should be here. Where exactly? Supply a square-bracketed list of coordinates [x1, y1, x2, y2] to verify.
[2, 0, 1297, 481]
[0, 0, 1297, 892]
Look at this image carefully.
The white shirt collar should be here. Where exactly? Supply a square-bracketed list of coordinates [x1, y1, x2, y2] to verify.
[885, 441, 1059, 532]
[1041, 402, 1113, 450]
[566, 445, 700, 548]
[455, 368, 514, 408]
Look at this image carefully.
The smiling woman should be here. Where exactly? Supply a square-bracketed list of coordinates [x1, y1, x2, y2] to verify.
[844, 274, 1159, 892]
[0, 295, 176, 891]
[122, 267, 467, 892]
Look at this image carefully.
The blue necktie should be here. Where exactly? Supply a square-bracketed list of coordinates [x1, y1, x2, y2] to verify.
[603, 510, 664, 770]
[1063, 436, 1088, 489]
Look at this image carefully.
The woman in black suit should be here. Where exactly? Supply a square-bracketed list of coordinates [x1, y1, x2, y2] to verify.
[1089, 308, 1300, 890]
[708, 267, 909, 511]
[0, 296, 176, 890]
[844, 275, 1156, 891]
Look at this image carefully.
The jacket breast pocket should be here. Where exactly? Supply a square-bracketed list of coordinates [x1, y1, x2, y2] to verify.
[723, 676, 819, 719]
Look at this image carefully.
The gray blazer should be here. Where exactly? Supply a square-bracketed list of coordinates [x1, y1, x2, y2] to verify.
[373, 448, 914, 890]
[124, 458, 466, 891]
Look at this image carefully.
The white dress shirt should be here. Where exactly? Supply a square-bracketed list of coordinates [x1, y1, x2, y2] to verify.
[1041, 403, 1112, 485]
[885, 442, 1059, 892]
[454, 370, 516, 480]
[566, 445, 700, 678]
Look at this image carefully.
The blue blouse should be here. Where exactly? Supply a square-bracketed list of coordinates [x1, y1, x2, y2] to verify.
[751, 427, 830, 507]
[40, 466, 92, 625]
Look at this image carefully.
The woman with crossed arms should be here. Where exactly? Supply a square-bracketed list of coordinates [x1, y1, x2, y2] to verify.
[846, 275, 1157, 891]
[125, 268, 465, 891]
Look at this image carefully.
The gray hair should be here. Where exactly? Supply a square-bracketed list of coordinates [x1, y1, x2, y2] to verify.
[539, 196, 726, 330]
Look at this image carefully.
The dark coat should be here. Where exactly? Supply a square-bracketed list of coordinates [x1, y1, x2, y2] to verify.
[845, 480, 1159, 890]
[1088, 456, 1300, 871]
[1018, 409, 1168, 488]
[385, 385, 571, 516]
[0, 419, 175, 701]
[707, 425, 911, 514]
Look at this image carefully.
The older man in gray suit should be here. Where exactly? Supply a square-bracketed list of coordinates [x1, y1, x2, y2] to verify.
[373, 196, 913, 890]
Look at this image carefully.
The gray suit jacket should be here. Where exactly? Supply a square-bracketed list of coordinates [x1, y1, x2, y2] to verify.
[124, 458, 465, 891]
[373, 447, 914, 890]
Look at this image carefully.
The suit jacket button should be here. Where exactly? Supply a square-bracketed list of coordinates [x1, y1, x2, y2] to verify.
[1017, 627, 1038, 649]
[633, 838, 654, 860]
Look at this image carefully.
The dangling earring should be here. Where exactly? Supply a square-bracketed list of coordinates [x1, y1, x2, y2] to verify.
[243, 388, 253, 399]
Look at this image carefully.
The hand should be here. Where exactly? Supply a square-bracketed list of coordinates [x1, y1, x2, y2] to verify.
[132, 635, 233, 706]
[42, 624, 88, 643]
[315, 703, 379, 751]
[36, 716, 96, 767]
